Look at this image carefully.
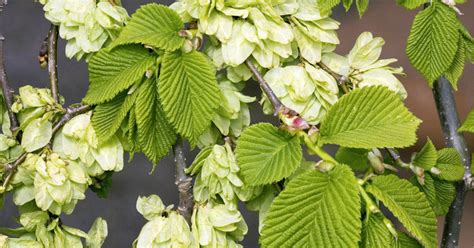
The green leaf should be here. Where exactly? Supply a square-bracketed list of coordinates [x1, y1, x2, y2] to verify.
[413, 173, 455, 216]
[84, 45, 157, 105]
[92, 92, 137, 143]
[111, 4, 184, 51]
[391, 232, 422, 248]
[135, 77, 176, 164]
[159, 50, 220, 145]
[260, 165, 361, 247]
[412, 138, 437, 170]
[406, 2, 459, 84]
[89, 172, 113, 199]
[342, 0, 353, 11]
[21, 119, 52, 152]
[366, 175, 437, 248]
[459, 109, 474, 133]
[356, 0, 369, 17]
[459, 24, 474, 63]
[361, 214, 391, 248]
[236, 123, 302, 186]
[317, 0, 341, 15]
[396, 0, 428, 9]
[124, 106, 140, 152]
[433, 148, 465, 181]
[444, 36, 466, 90]
[335, 147, 369, 171]
[320, 86, 421, 149]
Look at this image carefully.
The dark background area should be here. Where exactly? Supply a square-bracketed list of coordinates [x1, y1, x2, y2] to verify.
[0, 1, 473, 247]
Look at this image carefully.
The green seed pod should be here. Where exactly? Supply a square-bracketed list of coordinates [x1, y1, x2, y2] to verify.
[135, 195, 194, 248]
[262, 63, 339, 125]
[192, 203, 247, 247]
[41, 0, 129, 60]
[188, 143, 262, 210]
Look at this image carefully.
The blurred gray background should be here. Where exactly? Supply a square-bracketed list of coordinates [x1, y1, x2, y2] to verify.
[1, 1, 473, 247]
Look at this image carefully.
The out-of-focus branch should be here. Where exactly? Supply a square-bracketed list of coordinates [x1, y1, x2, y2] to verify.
[0, 35, 19, 134]
[47, 25, 59, 103]
[173, 137, 193, 224]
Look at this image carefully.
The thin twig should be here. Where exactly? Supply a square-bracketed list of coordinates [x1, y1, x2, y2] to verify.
[0, 35, 19, 134]
[246, 60, 298, 116]
[433, 77, 471, 248]
[52, 105, 92, 134]
[2, 153, 27, 189]
[47, 25, 59, 103]
[173, 137, 193, 224]
[316, 62, 350, 93]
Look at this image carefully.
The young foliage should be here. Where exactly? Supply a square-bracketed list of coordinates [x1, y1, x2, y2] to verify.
[406, 2, 459, 85]
[391, 232, 423, 248]
[159, 50, 220, 145]
[84, 45, 157, 104]
[92, 92, 136, 143]
[335, 147, 369, 171]
[459, 109, 474, 132]
[356, 0, 370, 16]
[111, 4, 185, 51]
[235, 123, 302, 186]
[317, 0, 341, 15]
[412, 138, 437, 170]
[413, 173, 456, 216]
[135, 77, 177, 164]
[260, 165, 361, 247]
[396, 0, 428, 9]
[360, 214, 391, 247]
[444, 36, 466, 89]
[320, 86, 421, 148]
[366, 175, 437, 248]
[434, 148, 465, 181]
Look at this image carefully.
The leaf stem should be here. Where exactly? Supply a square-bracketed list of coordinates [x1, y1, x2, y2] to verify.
[0, 35, 19, 134]
[432, 77, 471, 248]
[358, 184, 380, 214]
[46, 25, 60, 103]
[173, 137, 193, 224]
[385, 148, 409, 168]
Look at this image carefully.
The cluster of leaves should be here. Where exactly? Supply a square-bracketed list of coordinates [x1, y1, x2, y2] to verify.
[235, 86, 462, 247]
[86, 4, 221, 164]
[404, 0, 474, 88]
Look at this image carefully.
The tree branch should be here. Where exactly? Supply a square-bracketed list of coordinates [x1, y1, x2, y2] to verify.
[246, 60, 297, 116]
[52, 105, 92, 134]
[1, 153, 27, 190]
[316, 62, 350, 93]
[0, 35, 19, 134]
[47, 25, 59, 103]
[173, 137, 193, 224]
[433, 77, 471, 248]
